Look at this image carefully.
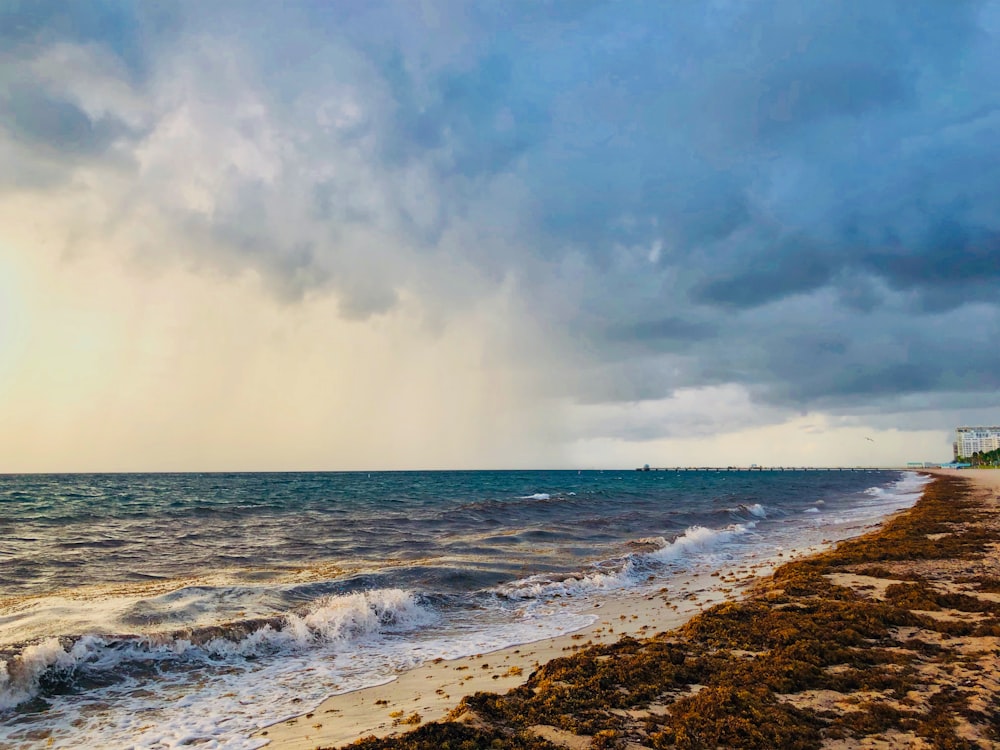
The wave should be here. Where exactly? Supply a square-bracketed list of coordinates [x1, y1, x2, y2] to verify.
[0, 588, 432, 712]
[730, 502, 767, 519]
[864, 486, 892, 498]
[863, 472, 931, 502]
[872, 474, 932, 510]
[494, 522, 756, 600]
[514, 491, 578, 500]
[648, 522, 756, 562]
[453, 491, 586, 518]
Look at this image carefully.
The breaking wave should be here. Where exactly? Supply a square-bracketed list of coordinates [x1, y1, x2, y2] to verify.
[0, 588, 432, 712]
[494, 522, 756, 600]
[727, 502, 768, 519]
[864, 472, 931, 500]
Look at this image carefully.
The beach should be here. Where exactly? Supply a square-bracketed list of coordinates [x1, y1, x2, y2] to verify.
[265, 470, 1000, 749]
[4, 470, 920, 748]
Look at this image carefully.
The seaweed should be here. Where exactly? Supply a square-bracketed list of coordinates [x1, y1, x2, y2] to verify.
[340, 722, 561, 750]
[649, 685, 822, 750]
[958, 575, 1000, 593]
[915, 687, 981, 749]
[454, 638, 696, 736]
[829, 700, 920, 737]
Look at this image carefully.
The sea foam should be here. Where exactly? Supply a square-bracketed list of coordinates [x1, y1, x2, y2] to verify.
[0, 588, 432, 713]
[495, 522, 756, 600]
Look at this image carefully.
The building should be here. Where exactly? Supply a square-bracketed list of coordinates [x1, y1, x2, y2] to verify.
[954, 426, 1000, 459]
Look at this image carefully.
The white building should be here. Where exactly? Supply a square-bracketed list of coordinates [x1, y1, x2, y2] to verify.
[955, 426, 1000, 459]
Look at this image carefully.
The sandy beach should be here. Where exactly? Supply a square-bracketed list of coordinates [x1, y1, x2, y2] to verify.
[262, 469, 1000, 749]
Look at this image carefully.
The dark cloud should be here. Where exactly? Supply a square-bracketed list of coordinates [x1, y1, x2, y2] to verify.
[610, 317, 716, 345]
[379, 51, 548, 178]
[5, 0, 1000, 432]
[1, 85, 125, 156]
[693, 234, 834, 309]
[729, 301, 1000, 407]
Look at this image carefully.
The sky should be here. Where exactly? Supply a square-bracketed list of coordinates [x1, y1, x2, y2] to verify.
[1, 1, 999, 471]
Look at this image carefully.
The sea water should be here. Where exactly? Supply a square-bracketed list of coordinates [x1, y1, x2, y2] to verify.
[0, 469, 929, 748]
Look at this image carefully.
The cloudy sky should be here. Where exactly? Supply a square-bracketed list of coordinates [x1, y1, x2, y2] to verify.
[1, 1, 998, 471]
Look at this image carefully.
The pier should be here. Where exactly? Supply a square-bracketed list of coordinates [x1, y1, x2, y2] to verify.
[635, 466, 896, 472]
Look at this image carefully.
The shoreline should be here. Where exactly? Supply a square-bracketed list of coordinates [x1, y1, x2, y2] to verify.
[258, 556, 804, 749]
[266, 469, 1000, 749]
[259, 473, 928, 750]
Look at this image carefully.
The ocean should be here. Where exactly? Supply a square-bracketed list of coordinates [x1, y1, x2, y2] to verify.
[0, 469, 928, 748]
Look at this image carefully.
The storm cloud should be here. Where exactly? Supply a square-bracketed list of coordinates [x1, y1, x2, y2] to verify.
[2, 0, 999, 458]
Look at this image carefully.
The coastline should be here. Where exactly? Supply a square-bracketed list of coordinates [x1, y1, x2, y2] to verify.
[0, 470, 917, 749]
[259, 471, 950, 750]
[264, 470, 1000, 749]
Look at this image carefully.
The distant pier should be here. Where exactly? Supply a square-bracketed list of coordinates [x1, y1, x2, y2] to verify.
[635, 466, 896, 472]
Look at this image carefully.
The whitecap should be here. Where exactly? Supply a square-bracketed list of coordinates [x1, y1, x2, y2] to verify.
[495, 522, 756, 601]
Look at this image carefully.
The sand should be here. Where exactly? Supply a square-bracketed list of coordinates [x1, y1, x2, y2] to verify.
[261, 469, 1000, 750]
[258, 552, 815, 748]
[928, 467, 1000, 491]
